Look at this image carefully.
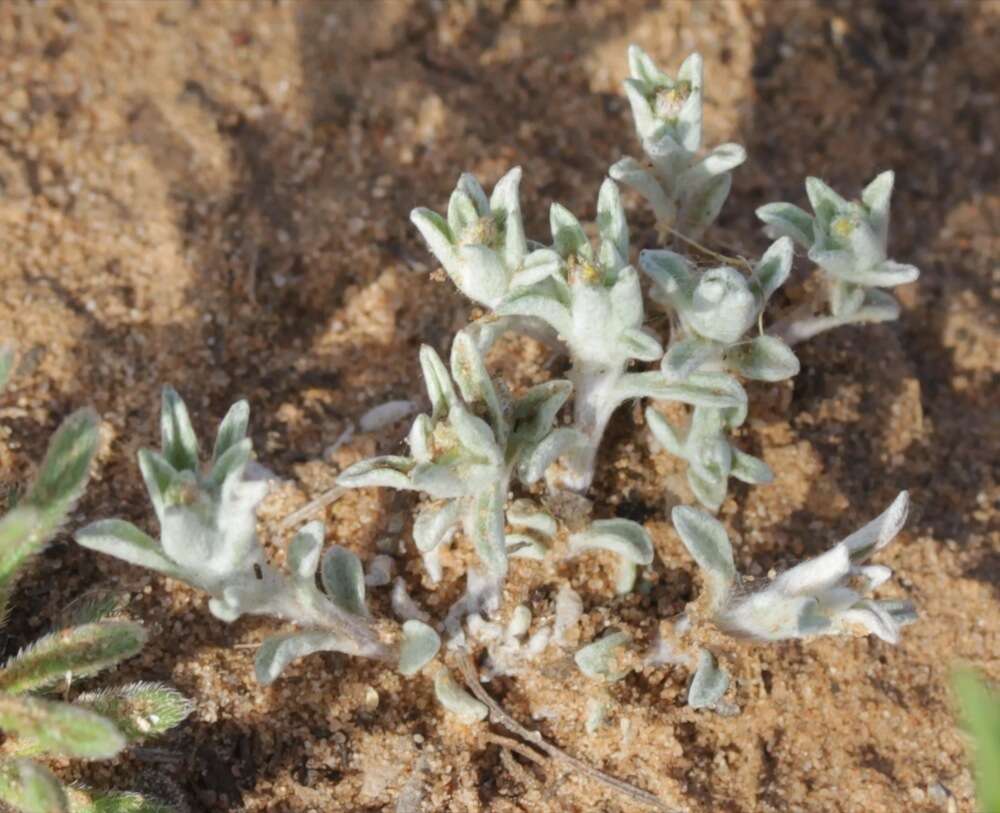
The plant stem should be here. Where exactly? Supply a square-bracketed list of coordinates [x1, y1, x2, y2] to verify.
[558, 360, 623, 493]
[240, 569, 396, 663]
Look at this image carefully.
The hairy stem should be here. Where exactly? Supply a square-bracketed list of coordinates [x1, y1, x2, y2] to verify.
[558, 361, 623, 493]
[236, 567, 395, 662]
[768, 306, 892, 347]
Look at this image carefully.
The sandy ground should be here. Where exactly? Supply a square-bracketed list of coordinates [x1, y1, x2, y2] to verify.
[0, 1, 997, 811]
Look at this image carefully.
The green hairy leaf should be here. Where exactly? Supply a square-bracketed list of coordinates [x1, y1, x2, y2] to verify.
[23, 408, 100, 529]
[0, 621, 147, 695]
[0, 410, 100, 615]
[75, 682, 193, 742]
[67, 789, 175, 813]
[954, 669, 1000, 813]
[0, 695, 125, 759]
[0, 759, 68, 813]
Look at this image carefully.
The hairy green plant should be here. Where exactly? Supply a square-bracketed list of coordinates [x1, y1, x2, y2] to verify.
[954, 669, 1000, 813]
[0, 360, 189, 813]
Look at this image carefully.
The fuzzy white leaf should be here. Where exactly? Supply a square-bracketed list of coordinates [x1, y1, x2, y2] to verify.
[76, 520, 178, 578]
[662, 337, 719, 381]
[725, 336, 800, 382]
[609, 157, 677, 225]
[463, 484, 507, 579]
[160, 386, 199, 472]
[516, 427, 585, 484]
[412, 500, 462, 553]
[410, 208, 457, 271]
[213, 399, 250, 463]
[490, 166, 527, 271]
[255, 631, 345, 685]
[687, 649, 730, 710]
[730, 449, 773, 484]
[504, 533, 547, 560]
[496, 292, 573, 339]
[574, 630, 631, 682]
[597, 178, 628, 262]
[550, 203, 592, 260]
[321, 546, 368, 616]
[645, 407, 684, 457]
[861, 169, 894, 244]
[399, 620, 441, 677]
[671, 506, 736, 604]
[622, 79, 656, 140]
[434, 670, 487, 723]
[506, 501, 557, 537]
[774, 544, 851, 597]
[841, 491, 909, 563]
[287, 521, 324, 580]
[756, 201, 815, 247]
[337, 456, 415, 490]
[510, 248, 561, 290]
[754, 236, 794, 302]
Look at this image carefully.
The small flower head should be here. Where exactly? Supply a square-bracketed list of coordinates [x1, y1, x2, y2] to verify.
[497, 179, 663, 369]
[757, 171, 919, 314]
[623, 46, 703, 152]
[410, 167, 560, 308]
[612, 47, 745, 239]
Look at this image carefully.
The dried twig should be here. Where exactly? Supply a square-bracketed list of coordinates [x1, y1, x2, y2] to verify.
[278, 485, 347, 531]
[660, 223, 754, 274]
[484, 733, 548, 768]
[456, 652, 678, 813]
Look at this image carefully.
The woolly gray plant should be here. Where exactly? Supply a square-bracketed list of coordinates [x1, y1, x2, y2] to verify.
[667, 493, 916, 709]
[338, 336, 573, 585]
[71, 42, 925, 813]
[76, 388, 441, 687]
[639, 237, 798, 510]
[412, 175, 745, 493]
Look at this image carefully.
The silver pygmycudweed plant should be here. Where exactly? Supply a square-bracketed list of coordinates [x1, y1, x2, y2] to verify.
[409, 167, 560, 309]
[68, 43, 923, 812]
[412, 174, 746, 493]
[641, 237, 799, 383]
[495, 178, 745, 491]
[338, 338, 571, 584]
[640, 238, 798, 510]
[76, 388, 424, 686]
